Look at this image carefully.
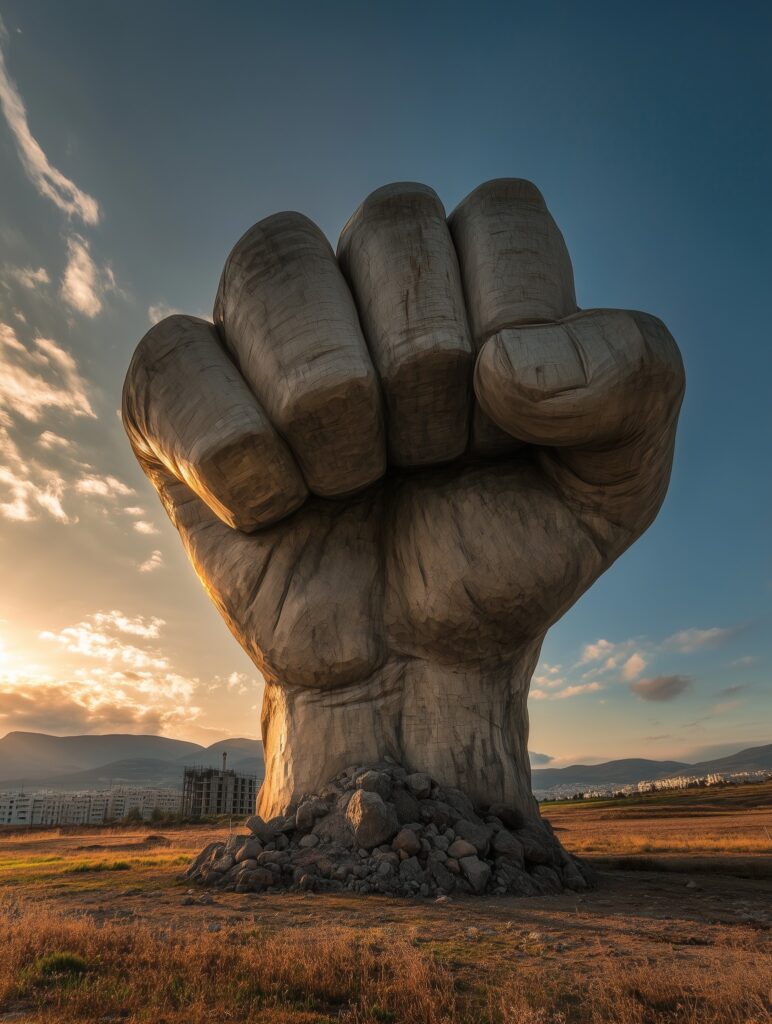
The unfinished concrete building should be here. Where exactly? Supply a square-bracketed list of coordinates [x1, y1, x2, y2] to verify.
[181, 753, 257, 818]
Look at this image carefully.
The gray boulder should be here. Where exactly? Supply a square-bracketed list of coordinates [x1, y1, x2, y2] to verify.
[491, 828, 524, 864]
[356, 769, 392, 800]
[392, 788, 422, 824]
[405, 772, 432, 799]
[447, 838, 476, 860]
[295, 796, 329, 830]
[244, 815, 277, 844]
[459, 855, 491, 894]
[454, 819, 493, 856]
[398, 855, 426, 885]
[345, 789, 399, 849]
[235, 837, 264, 863]
[392, 827, 421, 856]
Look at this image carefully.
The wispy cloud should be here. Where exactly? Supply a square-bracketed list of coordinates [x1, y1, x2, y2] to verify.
[9, 265, 49, 289]
[665, 627, 735, 653]
[0, 321, 97, 522]
[0, 21, 99, 224]
[630, 674, 693, 702]
[75, 473, 134, 499]
[60, 235, 115, 317]
[0, 428, 69, 522]
[715, 683, 749, 698]
[531, 681, 602, 701]
[0, 321, 94, 423]
[138, 549, 163, 573]
[0, 19, 99, 224]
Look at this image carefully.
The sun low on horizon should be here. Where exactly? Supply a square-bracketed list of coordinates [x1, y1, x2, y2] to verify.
[0, 2, 769, 770]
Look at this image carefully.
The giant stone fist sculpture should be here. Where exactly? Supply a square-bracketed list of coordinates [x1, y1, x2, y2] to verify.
[123, 180, 684, 821]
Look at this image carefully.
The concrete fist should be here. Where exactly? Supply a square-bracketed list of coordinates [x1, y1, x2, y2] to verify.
[123, 180, 684, 818]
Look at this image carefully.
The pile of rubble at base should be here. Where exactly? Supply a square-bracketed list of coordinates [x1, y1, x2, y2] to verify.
[182, 762, 596, 898]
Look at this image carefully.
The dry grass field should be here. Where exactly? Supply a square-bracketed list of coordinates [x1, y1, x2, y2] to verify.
[0, 782, 769, 1023]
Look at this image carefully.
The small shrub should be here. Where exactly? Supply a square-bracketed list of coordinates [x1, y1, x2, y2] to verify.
[33, 951, 88, 982]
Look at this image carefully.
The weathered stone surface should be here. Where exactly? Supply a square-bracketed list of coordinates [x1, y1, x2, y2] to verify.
[244, 816, 277, 844]
[127, 179, 683, 854]
[345, 790, 399, 850]
[447, 838, 476, 860]
[356, 770, 392, 800]
[235, 838, 263, 863]
[454, 819, 493, 857]
[491, 829, 524, 863]
[392, 788, 422, 825]
[392, 828, 422, 857]
[398, 856, 425, 885]
[182, 842, 222, 879]
[518, 826, 553, 866]
[487, 803, 524, 831]
[295, 797, 328, 831]
[459, 855, 491, 894]
[405, 772, 432, 799]
[210, 853, 235, 873]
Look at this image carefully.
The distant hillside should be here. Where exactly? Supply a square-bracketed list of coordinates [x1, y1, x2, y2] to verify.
[687, 743, 772, 776]
[532, 758, 688, 788]
[531, 744, 772, 792]
[0, 731, 263, 791]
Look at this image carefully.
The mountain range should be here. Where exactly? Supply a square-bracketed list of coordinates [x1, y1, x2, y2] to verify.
[0, 732, 768, 795]
[530, 743, 772, 793]
[0, 732, 263, 791]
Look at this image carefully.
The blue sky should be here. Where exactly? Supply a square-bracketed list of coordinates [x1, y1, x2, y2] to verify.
[0, 1, 769, 764]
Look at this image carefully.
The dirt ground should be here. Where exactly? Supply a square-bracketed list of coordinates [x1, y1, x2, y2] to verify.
[1, 786, 769, 999]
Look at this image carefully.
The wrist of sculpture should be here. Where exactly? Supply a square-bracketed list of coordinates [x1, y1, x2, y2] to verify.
[258, 644, 541, 822]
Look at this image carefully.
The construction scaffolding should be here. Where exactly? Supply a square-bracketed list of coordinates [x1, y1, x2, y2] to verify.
[181, 752, 257, 818]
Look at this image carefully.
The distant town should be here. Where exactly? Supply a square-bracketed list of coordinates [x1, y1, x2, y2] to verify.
[535, 768, 772, 802]
[0, 752, 257, 827]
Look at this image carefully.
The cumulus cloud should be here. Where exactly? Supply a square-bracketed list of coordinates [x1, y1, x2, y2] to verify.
[134, 520, 159, 535]
[60, 235, 116, 318]
[0, 21, 99, 224]
[630, 674, 693, 702]
[579, 639, 615, 664]
[138, 549, 163, 573]
[528, 751, 554, 766]
[9, 265, 49, 289]
[148, 302, 182, 324]
[665, 627, 734, 653]
[37, 431, 72, 450]
[1, 611, 203, 737]
[621, 652, 647, 681]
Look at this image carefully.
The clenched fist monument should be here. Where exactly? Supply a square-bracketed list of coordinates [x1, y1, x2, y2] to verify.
[123, 180, 684, 824]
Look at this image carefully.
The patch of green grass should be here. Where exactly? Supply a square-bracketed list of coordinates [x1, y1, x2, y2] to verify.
[65, 859, 131, 873]
[31, 951, 88, 984]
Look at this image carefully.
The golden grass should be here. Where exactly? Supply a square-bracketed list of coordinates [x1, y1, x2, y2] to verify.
[566, 832, 772, 855]
[0, 901, 768, 1024]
